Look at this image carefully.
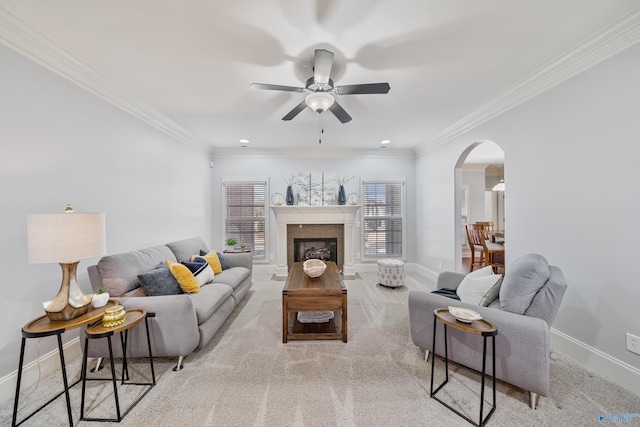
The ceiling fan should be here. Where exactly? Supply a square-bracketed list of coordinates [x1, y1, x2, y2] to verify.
[250, 49, 390, 123]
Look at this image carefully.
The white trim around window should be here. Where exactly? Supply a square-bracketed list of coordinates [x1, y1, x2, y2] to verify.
[222, 177, 269, 260]
[360, 177, 406, 261]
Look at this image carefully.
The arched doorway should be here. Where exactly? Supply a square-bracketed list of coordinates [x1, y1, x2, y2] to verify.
[454, 140, 505, 272]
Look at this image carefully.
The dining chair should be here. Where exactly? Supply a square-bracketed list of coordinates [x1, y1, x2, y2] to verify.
[466, 223, 505, 273]
[475, 221, 494, 231]
[465, 223, 485, 272]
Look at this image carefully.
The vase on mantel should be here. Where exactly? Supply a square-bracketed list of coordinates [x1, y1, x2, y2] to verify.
[338, 185, 346, 205]
[286, 185, 294, 205]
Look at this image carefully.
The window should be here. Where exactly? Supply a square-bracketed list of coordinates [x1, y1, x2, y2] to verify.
[224, 180, 266, 258]
[362, 180, 405, 258]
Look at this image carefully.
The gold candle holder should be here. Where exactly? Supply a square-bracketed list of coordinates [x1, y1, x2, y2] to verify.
[102, 305, 126, 328]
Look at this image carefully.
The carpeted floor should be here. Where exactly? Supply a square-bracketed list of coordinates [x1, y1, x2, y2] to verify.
[2, 271, 639, 426]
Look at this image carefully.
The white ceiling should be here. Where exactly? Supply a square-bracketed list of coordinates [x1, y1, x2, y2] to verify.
[1, 1, 639, 155]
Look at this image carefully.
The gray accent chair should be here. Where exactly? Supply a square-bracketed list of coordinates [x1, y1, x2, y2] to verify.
[408, 253, 567, 408]
[84, 237, 252, 371]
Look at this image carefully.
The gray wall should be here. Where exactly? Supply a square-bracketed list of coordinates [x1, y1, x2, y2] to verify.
[415, 42, 640, 392]
[209, 155, 416, 266]
[0, 45, 212, 387]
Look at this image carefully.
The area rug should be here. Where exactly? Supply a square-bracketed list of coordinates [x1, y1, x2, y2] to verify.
[2, 271, 639, 426]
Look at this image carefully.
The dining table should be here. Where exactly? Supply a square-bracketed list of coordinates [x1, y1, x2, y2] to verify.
[485, 230, 505, 243]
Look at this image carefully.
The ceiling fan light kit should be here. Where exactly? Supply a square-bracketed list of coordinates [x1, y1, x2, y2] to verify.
[305, 92, 334, 113]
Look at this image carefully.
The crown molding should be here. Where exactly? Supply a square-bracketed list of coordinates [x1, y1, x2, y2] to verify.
[210, 146, 416, 159]
[0, 6, 211, 156]
[415, 6, 640, 157]
[3, 5, 639, 160]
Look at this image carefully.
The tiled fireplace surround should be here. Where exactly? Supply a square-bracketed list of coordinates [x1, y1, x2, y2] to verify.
[271, 206, 359, 279]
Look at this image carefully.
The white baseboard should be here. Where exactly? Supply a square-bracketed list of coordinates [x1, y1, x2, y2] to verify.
[551, 329, 640, 397]
[0, 338, 82, 405]
[408, 264, 439, 285]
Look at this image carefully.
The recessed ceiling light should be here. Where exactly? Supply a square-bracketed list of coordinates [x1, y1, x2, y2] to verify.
[380, 139, 391, 145]
[239, 139, 250, 144]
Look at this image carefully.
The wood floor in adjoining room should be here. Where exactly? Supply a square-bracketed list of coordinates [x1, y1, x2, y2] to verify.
[461, 257, 471, 274]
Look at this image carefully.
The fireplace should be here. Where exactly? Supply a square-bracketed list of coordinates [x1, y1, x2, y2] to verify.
[294, 238, 338, 263]
[271, 206, 360, 279]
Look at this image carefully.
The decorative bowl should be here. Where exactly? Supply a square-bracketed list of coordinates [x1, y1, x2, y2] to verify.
[303, 259, 326, 278]
[448, 306, 482, 323]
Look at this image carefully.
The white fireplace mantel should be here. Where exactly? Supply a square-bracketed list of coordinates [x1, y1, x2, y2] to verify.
[271, 205, 360, 278]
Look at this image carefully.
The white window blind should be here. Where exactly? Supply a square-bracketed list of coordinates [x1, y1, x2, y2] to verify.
[363, 181, 404, 257]
[225, 181, 266, 257]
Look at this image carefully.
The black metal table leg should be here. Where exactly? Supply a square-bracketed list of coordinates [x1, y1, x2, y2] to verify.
[57, 333, 74, 426]
[12, 331, 75, 427]
[11, 337, 27, 427]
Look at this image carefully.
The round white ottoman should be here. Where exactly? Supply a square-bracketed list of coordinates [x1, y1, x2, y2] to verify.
[377, 259, 405, 288]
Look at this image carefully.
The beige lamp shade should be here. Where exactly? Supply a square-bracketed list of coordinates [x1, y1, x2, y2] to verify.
[28, 212, 106, 263]
[27, 210, 106, 320]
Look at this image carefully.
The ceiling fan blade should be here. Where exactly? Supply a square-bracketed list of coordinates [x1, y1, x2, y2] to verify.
[334, 82, 390, 95]
[282, 100, 308, 121]
[250, 83, 305, 93]
[313, 49, 334, 85]
[328, 101, 352, 123]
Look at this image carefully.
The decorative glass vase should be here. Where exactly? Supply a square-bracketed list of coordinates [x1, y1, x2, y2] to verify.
[338, 185, 346, 205]
[286, 185, 294, 205]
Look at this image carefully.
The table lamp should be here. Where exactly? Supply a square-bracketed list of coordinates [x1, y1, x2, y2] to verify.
[28, 204, 106, 321]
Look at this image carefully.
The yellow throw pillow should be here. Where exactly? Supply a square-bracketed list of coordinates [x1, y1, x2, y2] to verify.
[199, 250, 223, 274]
[165, 260, 200, 293]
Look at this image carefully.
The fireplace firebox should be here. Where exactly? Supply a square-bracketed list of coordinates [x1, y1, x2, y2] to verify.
[294, 238, 338, 264]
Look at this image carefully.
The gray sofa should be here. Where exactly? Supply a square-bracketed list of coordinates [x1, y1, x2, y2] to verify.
[84, 237, 252, 370]
[408, 253, 567, 408]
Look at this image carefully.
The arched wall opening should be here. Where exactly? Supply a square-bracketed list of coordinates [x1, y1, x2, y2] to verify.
[453, 140, 505, 272]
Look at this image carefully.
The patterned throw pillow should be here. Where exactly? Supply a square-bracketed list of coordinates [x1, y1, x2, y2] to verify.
[182, 256, 215, 286]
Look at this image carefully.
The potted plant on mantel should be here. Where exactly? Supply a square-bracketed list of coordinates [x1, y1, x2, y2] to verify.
[225, 238, 238, 252]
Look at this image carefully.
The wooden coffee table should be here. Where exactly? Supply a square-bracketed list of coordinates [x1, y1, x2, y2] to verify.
[282, 261, 347, 343]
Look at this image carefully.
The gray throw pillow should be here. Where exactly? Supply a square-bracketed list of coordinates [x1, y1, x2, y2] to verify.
[217, 252, 232, 270]
[137, 263, 183, 296]
[500, 253, 550, 314]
